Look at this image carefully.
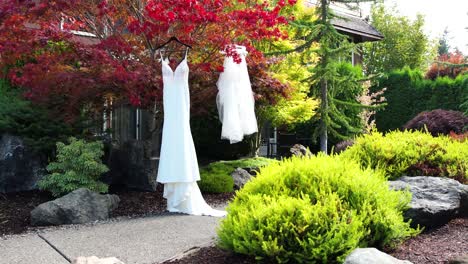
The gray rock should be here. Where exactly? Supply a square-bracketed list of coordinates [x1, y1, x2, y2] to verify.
[0, 134, 46, 193]
[389, 176, 468, 228]
[449, 255, 468, 264]
[104, 140, 158, 191]
[290, 144, 312, 157]
[334, 139, 354, 154]
[31, 188, 120, 226]
[344, 248, 413, 264]
[231, 168, 253, 190]
[241, 167, 260, 176]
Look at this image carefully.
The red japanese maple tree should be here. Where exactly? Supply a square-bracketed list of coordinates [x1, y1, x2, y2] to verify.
[426, 51, 468, 80]
[0, 0, 295, 122]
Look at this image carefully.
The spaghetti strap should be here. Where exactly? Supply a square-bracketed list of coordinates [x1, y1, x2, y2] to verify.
[159, 50, 164, 61]
[184, 48, 189, 59]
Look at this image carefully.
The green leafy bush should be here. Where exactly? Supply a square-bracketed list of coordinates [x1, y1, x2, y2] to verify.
[38, 137, 109, 197]
[373, 68, 467, 132]
[218, 155, 418, 263]
[341, 130, 467, 183]
[0, 79, 73, 156]
[199, 157, 277, 193]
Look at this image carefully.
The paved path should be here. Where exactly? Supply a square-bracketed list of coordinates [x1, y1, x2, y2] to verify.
[0, 213, 223, 264]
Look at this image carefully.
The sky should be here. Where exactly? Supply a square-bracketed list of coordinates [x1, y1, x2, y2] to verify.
[361, 0, 468, 54]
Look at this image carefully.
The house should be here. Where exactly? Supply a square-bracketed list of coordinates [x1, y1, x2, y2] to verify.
[331, 11, 383, 66]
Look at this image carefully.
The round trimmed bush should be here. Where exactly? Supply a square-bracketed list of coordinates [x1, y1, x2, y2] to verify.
[199, 158, 277, 193]
[403, 109, 467, 136]
[217, 155, 418, 263]
[341, 130, 467, 182]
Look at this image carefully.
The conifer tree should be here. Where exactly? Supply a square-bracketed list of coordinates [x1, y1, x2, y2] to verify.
[276, 0, 377, 153]
[438, 28, 451, 56]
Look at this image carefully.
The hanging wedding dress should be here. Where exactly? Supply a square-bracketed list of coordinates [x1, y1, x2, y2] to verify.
[157, 49, 226, 217]
[217, 45, 258, 144]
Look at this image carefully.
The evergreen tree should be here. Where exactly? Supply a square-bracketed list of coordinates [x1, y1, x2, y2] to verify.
[273, 0, 377, 153]
[438, 28, 450, 56]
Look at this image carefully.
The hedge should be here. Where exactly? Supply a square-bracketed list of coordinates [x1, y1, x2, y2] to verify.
[373, 68, 467, 132]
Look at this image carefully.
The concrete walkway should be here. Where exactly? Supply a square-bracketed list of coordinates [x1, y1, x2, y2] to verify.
[0, 213, 223, 264]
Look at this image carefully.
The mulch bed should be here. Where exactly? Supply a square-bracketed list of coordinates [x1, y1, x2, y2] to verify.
[0, 190, 53, 236]
[162, 218, 468, 264]
[161, 246, 256, 264]
[0, 185, 234, 236]
[390, 217, 468, 264]
[1, 188, 466, 264]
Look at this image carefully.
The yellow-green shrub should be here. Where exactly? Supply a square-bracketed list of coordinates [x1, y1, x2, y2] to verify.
[218, 155, 418, 263]
[341, 130, 467, 182]
[199, 157, 277, 193]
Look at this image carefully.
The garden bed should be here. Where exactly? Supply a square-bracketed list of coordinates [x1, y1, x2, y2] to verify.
[161, 218, 468, 264]
[1, 188, 466, 264]
[0, 184, 234, 236]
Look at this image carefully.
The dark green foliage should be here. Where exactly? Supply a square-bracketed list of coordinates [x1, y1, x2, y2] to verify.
[290, 62, 374, 153]
[403, 109, 467, 136]
[341, 130, 467, 183]
[191, 113, 251, 160]
[38, 137, 109, 197]
[461, 92, 468, 115]
[438, 29, 450, 56]
[199, 157, 276, 193]
[0, 79, 73, 156]
[373, 68, 467, 131]
[311, 62, 368, 140]
[218, 155, 418, 263]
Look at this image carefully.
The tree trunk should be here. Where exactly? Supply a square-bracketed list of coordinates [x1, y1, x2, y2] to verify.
[248, 122, 263, 157]
[319, 78, 328, 154]
[319, 0, 329, 154]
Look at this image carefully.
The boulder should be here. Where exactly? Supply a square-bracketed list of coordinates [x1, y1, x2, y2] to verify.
[241, 167, 260, 176]
[231, 168, 253, 190]
[31, 188, 120, 226]
[290, 144, 312, 157]
[0, 134, 46, 193]
[104, 140, 158, 191]
[72, 256, 125, 264]
[333, 139, 354, 154]
[344, 248, 413, 264]
[449, 255, 468, 264]
[389, 176, 468, 228]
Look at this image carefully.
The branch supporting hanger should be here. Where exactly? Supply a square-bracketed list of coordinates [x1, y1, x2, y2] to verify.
[156, 36, 192, 51]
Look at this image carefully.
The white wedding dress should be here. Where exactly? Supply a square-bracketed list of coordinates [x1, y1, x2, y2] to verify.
[217, 45, 258, 144]
[157, 49, 226, 217]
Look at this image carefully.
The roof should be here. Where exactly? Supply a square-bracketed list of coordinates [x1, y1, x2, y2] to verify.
[331, 12, 383, 42]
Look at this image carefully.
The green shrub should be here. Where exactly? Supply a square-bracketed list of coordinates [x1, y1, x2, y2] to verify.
[373, 68, 467, 131]
[218, 155, 418, 263]
[0, 79, 73, 156]
[199, 157, 277, 193]
[38, 137, 109, 197]
[341, 130, 467, 182]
